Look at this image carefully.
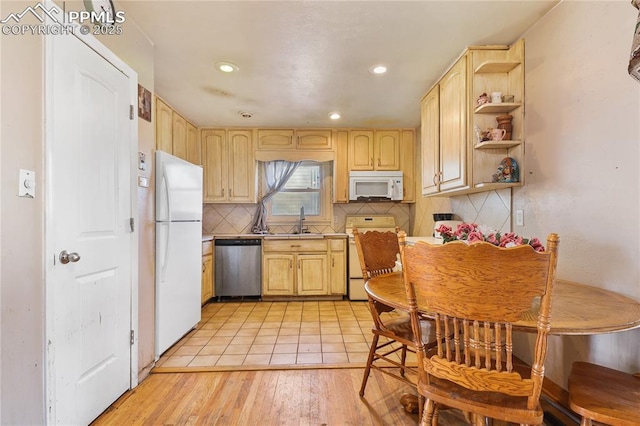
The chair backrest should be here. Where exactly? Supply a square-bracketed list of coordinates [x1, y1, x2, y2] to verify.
[353, 226, 403, 328]
[352, 226, 401, 279]
[398, 231, 559, 410]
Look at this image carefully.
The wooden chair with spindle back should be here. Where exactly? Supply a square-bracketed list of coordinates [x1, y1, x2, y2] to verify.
[568, 361, 640, 426]
[353, 226, 437, 406]
[398, 231, 560, 426]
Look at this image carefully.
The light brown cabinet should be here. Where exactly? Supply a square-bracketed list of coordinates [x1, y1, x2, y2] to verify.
[295, 129, 332, 150]
[261, 237, 346, 297]
[201, 241, 213, 305]
[421, 39, 525, 196]
[348, 130, 400, 171]
[172, 112, 187, 160]
[155, 96, 199, 164]
[262, 239, 328, 296]
[328, 238, 346, 295]
[334, 131, 349, 203]
[399, 130, 416, 202]
[201, 129, 256, 203]
[155, 97, 173, 153]
[257, 129, 333, 151]
[186, 122, 200, 165]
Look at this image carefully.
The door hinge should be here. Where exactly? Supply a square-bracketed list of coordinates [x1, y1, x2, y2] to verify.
[130, 105, 134, 120]
[130, 330, 135, 345]
[129, 217, 135, 232]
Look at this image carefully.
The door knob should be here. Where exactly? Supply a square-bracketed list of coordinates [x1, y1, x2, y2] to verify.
[59, 250, 81, 264]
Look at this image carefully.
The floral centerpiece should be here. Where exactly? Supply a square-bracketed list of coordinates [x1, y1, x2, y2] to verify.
[436, 222, 545, 252]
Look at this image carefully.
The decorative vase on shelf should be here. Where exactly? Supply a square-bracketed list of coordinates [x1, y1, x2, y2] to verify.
[496, 114, 513, 140]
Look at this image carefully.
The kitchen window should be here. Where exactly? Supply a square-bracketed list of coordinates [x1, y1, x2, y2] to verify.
[267, 161, 332, 225]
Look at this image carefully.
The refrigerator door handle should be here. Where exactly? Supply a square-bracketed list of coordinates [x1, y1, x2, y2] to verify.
[162, 163, 173, 223]
[158, 222, 171, 283]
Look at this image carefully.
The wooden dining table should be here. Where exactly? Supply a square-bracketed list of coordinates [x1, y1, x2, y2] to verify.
[365, 272, 640, 335]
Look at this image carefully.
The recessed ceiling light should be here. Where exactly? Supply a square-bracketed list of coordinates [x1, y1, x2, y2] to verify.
[369, 64, 388, 75]
[238, 111, 253, 118]
[215, 61, 239, 73]
[328, 112, 341, 120]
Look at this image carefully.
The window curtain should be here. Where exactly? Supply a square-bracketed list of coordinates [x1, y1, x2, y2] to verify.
[251, 160, 301, 234]
[630, 0, 640, 82]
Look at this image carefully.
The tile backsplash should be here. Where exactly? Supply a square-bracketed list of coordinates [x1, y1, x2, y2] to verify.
[202, 202, 411, 234]
[411, 189, 511, 237]
[202, 189, 510, 236]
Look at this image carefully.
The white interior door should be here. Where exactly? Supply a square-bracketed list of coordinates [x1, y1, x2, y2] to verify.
[46, 31, 134, 425]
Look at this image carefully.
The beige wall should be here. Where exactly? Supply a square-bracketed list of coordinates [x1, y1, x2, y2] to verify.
[0, 1, 45, 423]
[0, 1, 155, 422]
[96, 1, 157, 379]
[515, 0, 640, 385]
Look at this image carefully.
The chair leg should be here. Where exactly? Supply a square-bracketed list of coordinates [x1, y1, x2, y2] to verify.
[359, 334, 379, 397]
[418, 394, 425, 422]
[400, 344, 408, 377]
[580, 418, 592, 426]
[421, 398, 435, 426]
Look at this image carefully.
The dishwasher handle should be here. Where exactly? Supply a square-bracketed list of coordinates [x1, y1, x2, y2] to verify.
[215, 239, 262, 246]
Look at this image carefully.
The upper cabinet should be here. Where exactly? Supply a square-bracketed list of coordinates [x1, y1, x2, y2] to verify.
[155, 97, 173, 153]
[155, 96, 200, 165]
[186, 122, 200, 165]
[257, 129, 333, 151]
[201, 129, 256, 203]
[334, 131, 349, 203]
[421, 39, 525, 196]
[348, 130, 401, 171]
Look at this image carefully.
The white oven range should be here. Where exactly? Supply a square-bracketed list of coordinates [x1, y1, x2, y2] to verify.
[345, 214, 398, 301]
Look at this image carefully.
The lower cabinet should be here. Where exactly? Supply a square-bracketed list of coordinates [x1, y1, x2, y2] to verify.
[262, 237, 346, 297]
[202, 241, 214, 304]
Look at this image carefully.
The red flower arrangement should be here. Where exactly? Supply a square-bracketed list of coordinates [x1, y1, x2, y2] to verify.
[436, 222, 545, 252]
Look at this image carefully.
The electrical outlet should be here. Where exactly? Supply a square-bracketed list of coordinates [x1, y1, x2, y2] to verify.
[515, 209, 524, 227]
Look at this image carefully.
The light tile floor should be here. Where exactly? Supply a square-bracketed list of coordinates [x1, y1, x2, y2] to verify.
[155, 300, 412, 369]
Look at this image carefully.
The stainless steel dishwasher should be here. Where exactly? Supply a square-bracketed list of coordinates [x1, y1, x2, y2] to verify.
[214, 238, 262, 299]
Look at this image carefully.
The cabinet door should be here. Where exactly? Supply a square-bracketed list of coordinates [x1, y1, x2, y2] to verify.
[201, 253, 213, 305]
[262, 254, 295, 295]
[172, 112, 188, 160]
[334, 131, 349, 203]
[399, 130, 415, 202]
[228, 130, 255, 203]
[439, 56, 467, 192]
[421, 87, 440, 195]
[201, 129, 227, 202]
[297, 254, 328, 295]
[296, 129, 332, 150]
[329, 239, 346, 295]
[348, 130, 374, 171]
[257, 129, 294, 149]
[186, 122, 201, 165]
[155, 98, 173, 153]
[374, 130, 400, 170]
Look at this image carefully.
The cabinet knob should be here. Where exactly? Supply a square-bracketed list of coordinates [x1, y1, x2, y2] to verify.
[289, 259, 292, 269]
[378, 158, 381, 166]
[370, 157, 373, 166]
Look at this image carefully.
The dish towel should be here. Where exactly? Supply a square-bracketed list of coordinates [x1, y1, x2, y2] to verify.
[630, 0, 640, 82]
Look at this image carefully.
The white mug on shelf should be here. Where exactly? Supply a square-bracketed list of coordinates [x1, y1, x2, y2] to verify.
[491, 92, 503, 103]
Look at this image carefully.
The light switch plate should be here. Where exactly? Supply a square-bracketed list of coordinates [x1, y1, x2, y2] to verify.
[138, 176, 149, 188]
[18, 169, 35, 198]
[515, 209, 524, 226]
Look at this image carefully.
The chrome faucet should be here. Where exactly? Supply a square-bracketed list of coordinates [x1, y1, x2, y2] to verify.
[297, 206, 306, 234]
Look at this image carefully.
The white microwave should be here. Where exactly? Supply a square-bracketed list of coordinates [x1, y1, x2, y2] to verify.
[349, 171, 403, 201]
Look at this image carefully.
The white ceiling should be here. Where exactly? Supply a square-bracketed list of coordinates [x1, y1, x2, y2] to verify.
[121, 1, 559, 129]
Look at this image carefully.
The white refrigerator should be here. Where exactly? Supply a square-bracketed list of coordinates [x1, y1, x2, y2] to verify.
[155, 150, 203, 359]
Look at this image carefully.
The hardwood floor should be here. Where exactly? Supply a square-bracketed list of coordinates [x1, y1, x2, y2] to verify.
[92, 368, 438, 425]
[92, 367, 569, 425]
